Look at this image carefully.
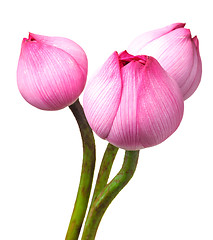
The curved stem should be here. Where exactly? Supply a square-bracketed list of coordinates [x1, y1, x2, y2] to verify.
[66, 99, 96, 240]
[81, 150, 139, 240]
[90, 143, 118, 206]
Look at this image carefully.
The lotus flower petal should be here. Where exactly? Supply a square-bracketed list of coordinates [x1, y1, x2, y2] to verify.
[183, 36, 202, 99]
[128, 23, 185, 54]
[107, 60, 144, 150]
[83, 52, 122, 138]
[136, 57, 184, 149]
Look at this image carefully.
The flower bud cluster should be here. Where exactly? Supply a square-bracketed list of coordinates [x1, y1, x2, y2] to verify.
[17, 23, 202, 150]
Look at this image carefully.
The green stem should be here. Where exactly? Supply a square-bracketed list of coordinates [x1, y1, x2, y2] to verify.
[90, 143, 118, 206]
[81, 150, 139, 240]
[66, 99, 96, 240]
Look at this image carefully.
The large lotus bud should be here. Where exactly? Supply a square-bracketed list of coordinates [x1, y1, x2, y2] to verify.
[83, 51, 184, 150]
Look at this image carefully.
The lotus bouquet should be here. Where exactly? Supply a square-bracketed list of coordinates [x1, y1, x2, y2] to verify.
[17, 23, 202, 240]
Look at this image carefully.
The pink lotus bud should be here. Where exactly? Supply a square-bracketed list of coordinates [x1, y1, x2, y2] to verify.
[128, 23, 202, 100]
[17, 33, 88, 110]
[83, 51, 184, 150]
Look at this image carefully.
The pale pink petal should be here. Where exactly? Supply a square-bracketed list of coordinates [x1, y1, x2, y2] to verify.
[128, 23, 185, 55]
[83, 52, 122, 138]
[17, 39, 85, 110]
[136, 28, 194, 93]
[107, 60, 145, 150]
[29, 33, 88, 76]
[183, 37, 202, 99]
[136, 57, 184, 148]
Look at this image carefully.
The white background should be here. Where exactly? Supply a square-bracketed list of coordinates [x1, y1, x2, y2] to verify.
[0, 0, 213, 239]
